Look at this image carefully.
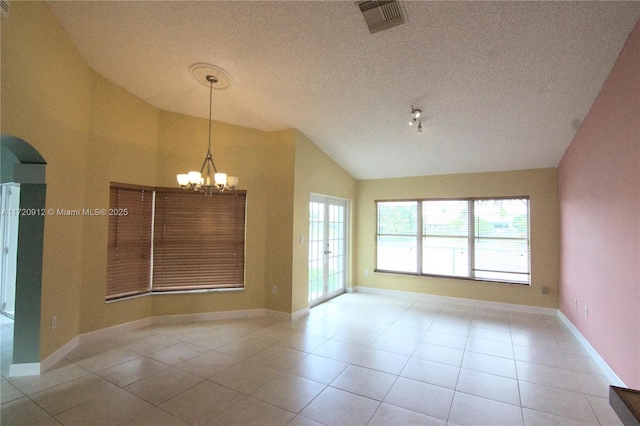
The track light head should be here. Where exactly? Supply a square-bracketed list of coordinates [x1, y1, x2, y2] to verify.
[410, 106, 424, 132]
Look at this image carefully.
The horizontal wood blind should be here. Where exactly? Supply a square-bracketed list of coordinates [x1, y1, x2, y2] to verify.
[152, 190, 246, 291]
[106, 186, 153, 300]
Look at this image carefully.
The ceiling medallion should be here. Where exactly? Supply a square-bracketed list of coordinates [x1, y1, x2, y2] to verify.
[190, 63, 232, 89]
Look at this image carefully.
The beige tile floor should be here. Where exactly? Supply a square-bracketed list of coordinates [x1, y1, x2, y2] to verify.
[0, 293, 623, 425]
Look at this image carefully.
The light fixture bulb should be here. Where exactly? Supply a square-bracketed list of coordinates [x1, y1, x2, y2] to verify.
[409, 121, 414, 126]
[227, 176, 239, 189]
[177, 174, 190, 186]
[188, 171, 202, 184]
[411, 105, 422, 120]
[214, 173, 228, 186]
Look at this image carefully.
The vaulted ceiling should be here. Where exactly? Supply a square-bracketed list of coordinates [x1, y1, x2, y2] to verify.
[47, 1, 640, 180]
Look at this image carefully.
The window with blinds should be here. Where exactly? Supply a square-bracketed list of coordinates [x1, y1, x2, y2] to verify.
[375, 197, 530, 285]
[153, 189, 246, 291]
[376, 201, 418, 274]
[106, 184, 246, 301]
[106, 185, 154, 300]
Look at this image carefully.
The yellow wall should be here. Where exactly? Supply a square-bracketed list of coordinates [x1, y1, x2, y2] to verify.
[262, 129, 296, 313]
[1, 2, 311, 360]
[292, 132, 358, 313]
[1, 1, 92, 356]
[355, 169, 559, 308]
[79, 72, 159, 333]
[154, 112, 290, 316]
[2, 2, 562, 365]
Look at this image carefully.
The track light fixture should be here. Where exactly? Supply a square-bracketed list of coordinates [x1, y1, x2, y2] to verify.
[409, 105, 423, 132]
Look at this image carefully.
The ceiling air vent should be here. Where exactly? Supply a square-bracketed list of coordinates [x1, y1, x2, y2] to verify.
[1, 0, 9, 18]
[357, 0, 404, 34]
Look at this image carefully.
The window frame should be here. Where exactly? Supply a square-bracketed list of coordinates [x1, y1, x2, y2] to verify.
[106, 184, 155, 301]
[375, 196, 531, 285]
[106, 183, 247, 301]
[152, 187, 246, 293]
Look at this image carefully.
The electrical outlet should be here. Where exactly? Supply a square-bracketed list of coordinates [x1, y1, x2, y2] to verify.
[51, 316, 57, 330]
[574, 299, 578, 309]
[365, 269, 369, 277]
[272, 286, 277, 295]
[584, 306, 589, 317]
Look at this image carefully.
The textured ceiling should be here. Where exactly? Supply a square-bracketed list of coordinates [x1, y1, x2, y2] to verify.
[47, 1, 640, 180]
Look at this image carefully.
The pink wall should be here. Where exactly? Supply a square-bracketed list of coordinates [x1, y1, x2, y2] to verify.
[558, 20, 640, 388]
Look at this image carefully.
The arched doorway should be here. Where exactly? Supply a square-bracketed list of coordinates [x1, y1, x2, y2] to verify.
[1, 134, 46, 376]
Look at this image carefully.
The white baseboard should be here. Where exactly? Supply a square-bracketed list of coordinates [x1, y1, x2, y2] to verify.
[557, 310, 626, 387]
[9, 362, 41, 377]
[80, 317, 155, 345]
[354, 285, 625, 386]
[35, 308, 294, 376]
[151, 309, 274, 325]
[353, 285, 557, 316]
[38, 317, 155, 374]
[39, 336, 80, 373]
[32, 291, 624, 388]
[265, 309, 295, 321]
[291, 307, 310, 321]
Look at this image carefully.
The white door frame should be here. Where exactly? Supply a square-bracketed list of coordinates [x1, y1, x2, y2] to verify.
[308, 194, 348, 307]
[0, 184, 20, 319]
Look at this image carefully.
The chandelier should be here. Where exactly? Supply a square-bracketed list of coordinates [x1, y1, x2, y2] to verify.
[177, 70, 238, 196]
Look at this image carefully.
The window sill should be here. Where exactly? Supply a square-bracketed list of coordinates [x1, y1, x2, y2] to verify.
[106, 287, 245, 303]
[373, 269, 530, 286]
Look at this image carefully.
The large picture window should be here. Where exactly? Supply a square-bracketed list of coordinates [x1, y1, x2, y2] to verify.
[375, 197, 530, 284]
[106, 184, 246, 301]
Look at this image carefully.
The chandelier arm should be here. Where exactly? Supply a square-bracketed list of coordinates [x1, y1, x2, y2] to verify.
[200, 155, 209, 174]
[210, 154, 219, 174]
[200, 155, 218, 175]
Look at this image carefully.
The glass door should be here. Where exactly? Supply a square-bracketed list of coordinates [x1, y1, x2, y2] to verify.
[0, 184, 19, 319]
[308, 194, 347, 306]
